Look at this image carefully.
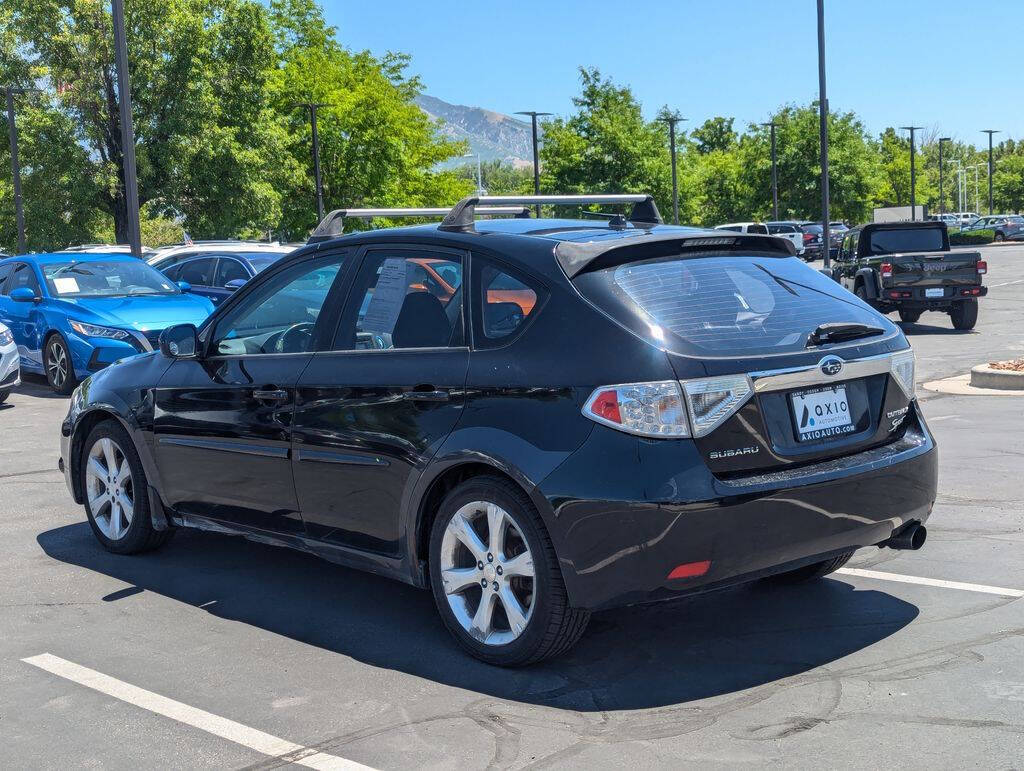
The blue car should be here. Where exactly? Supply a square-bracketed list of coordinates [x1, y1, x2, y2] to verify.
[148, 243, 295, 306]
[0, 253, 215, 394]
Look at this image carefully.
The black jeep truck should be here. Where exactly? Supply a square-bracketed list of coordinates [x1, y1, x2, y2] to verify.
[832, 221, 987, 330]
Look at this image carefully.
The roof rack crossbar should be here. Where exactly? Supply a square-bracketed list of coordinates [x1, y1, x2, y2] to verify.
[308, 206, 532, 244]
[439, 194, 662, 232]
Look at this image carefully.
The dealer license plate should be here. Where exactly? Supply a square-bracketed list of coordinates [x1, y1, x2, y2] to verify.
[925, 287, 945, 298]
[791, 385, 854, 441]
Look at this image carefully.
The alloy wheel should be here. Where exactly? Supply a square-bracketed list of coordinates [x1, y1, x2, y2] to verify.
[439, 500, 535, 645]
[84, 437, 134, 540]
[47, 339, 68, 390]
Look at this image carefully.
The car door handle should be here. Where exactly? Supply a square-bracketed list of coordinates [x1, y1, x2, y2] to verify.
[253, 388, 289, 402]
[404, 389, 450, 402]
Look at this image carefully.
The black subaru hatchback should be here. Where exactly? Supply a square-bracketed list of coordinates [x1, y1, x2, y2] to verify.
[60, 195, 936, 666]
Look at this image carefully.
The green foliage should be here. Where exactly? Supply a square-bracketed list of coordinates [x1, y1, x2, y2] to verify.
[454, 160, 532, 195]
[950, 228, 994, 245]
[691, 117, 737, 155]
[540, 68, 672, 218]
[994, 154, 1024, 213]
[2, 0, 467, 250]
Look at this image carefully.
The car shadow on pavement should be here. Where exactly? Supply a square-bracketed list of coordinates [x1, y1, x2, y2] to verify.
[898, 322, 976, 336]
[38, 523, 918, 712]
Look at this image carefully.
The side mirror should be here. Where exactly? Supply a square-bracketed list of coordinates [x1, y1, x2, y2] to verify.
[159, 323, 199, 359]
[224, 278, 247, 291]
[10, 286, 39, 303]
[176, 281, 192, 293]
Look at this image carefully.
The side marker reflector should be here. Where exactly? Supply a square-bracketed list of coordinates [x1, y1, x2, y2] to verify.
[667, 560, 712, 580]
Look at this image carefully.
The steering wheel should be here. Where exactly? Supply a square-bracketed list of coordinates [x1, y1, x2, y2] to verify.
[272, 322, 315, 353]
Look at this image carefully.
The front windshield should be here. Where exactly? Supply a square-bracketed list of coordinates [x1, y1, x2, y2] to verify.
[43, 260, 179, 298]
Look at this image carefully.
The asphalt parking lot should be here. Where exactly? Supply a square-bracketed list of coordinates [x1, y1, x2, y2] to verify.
[2, 244, 1023, 768]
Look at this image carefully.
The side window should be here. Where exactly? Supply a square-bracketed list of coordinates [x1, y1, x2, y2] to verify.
[343, 251, 464, 350]
[0, 263, 13, 292]
[215, 257, 249, 287]
[212, 257, 343, 355]
[747, 224, 769, 235]
[7, 263, 41, 295]
[178, 258, 215, 287]
[162, 263, 182, 281]
[473, 258, 543, 348]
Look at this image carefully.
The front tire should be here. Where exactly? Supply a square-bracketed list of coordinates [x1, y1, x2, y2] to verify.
[950, 298, 978, 330]
[81, 421, 171, 554]
[428, 476, 590, 666]
[995, 232, 1005, 242]
[0, 389, 9, 404]
[765, 552, 854, 584]
[44, 334, 77, 395]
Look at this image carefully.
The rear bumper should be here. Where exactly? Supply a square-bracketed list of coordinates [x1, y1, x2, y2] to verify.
[538, 418, 937, 611]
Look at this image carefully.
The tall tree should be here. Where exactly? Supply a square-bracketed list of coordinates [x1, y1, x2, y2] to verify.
[691, 117, 737, 155]
[539, 68, 673, 218]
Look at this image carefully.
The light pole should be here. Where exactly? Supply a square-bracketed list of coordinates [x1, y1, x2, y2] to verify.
[4, 86, 35, 254]
[899, 126, 923, 220]
[112, 0, 142, 258]
[966, 164, 981, 213]
[938, 137, 951, 216]
[463, 153, 483, 195]
[816, 0, 831, 269]
[761, 121, 779, 220]
[982, 129, 999, 214]
[658, 112, 687, 225]
[294, 102, 329, 222]
[515, 111, 551, 217]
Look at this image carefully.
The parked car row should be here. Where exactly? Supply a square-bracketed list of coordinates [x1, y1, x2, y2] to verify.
[55, 194, 937, 666]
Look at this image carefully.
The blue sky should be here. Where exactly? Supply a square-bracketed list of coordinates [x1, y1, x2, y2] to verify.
[325, 0, 1020, 148]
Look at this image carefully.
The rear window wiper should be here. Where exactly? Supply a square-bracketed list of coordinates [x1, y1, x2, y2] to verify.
[807, 322, 885, 347]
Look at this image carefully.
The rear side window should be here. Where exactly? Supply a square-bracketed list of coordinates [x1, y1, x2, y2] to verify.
[867, 228, 944, 255]
[472, 258, 543, 348]
[747, 224, 769, 235]
[574, 254, 895, 357]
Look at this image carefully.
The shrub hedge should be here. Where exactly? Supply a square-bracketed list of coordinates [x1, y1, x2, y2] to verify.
[950, 228, 995, 245]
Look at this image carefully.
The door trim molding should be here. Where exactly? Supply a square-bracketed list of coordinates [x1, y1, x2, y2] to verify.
[157, 436, 288, 458]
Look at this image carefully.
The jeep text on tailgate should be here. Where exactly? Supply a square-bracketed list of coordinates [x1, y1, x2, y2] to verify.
[831, 221, 987, 329]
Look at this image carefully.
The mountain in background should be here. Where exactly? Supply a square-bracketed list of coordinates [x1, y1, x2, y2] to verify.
[415, 94, 535, 169]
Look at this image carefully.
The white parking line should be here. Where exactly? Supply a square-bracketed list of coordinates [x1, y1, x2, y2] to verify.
[22, 654, 374, 770]
[990, 278, 1024, 287]
[837, 568, 1024, 598]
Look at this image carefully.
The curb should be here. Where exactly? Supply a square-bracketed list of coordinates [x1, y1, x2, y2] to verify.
[970, 364, 1024, 391]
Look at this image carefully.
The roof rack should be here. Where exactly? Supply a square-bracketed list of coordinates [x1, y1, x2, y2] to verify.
[307, 206, 532, 244]
[439, 194, 662, 232]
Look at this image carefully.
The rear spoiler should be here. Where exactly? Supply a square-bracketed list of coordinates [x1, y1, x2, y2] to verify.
[307, 206, 531, 244]
[555, 233, 797, 278]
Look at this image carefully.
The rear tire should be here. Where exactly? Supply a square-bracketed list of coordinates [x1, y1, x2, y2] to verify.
[765, 552, 854, 584]
[81, 420, 172, 555]
[950, 298, 978, 330]
[428, 476, 590, 666]
[44, 333, 77, 395]
[898, 309, 921, 323]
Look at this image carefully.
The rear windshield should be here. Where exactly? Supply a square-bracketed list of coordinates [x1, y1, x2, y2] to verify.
[574, 253, 895, 357]
[867, 227, 944, 255]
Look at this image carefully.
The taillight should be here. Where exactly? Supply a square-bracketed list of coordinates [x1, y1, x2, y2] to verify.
[583, 374, 755, 439]
[582, 382, 689, 437]
[977, 260, 987, 275]
[680, 374, 754, 437]
[803, 232, 813, 243]
[880, 262, 893, 278]
[890, 349, 916, 399]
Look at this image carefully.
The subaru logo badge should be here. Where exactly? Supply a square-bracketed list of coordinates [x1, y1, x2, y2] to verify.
[819, 356, 844, 377]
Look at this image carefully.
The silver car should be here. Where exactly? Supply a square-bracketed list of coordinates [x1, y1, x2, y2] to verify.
[0, 321, 20, 404]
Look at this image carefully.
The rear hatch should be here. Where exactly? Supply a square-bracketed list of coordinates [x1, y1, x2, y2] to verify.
[572, 250, 915, 477]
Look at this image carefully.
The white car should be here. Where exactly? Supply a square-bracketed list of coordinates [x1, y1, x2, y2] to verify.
[716, 222, 805, 255]
[0, 321, 20, 404]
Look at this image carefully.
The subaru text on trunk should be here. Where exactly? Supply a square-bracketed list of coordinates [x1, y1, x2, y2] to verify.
[59, 196, 937, 666]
